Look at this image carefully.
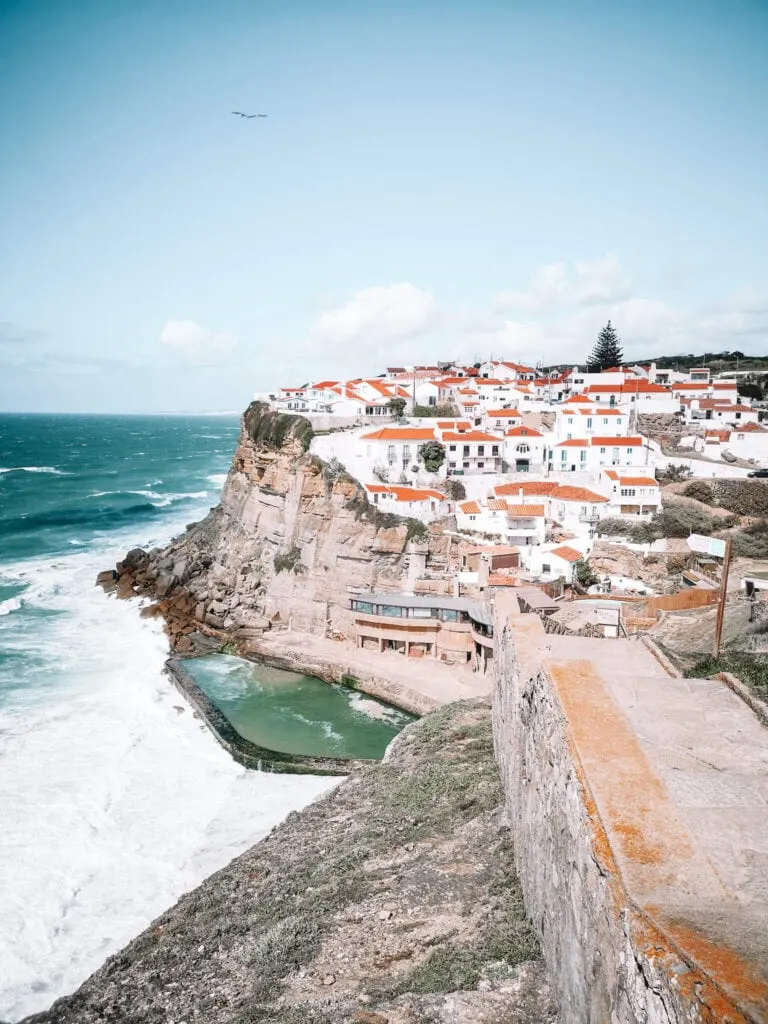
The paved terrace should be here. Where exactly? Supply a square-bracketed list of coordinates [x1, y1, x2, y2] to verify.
[504, 612, 768, 1021]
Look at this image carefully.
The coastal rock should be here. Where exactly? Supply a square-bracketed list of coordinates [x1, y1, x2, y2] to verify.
[100, 403, 450, 650]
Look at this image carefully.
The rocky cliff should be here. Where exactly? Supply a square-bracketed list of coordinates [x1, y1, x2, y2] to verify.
[102, 403, 446, 653]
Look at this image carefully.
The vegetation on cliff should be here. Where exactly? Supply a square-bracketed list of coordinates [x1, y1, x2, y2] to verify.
[243, 401, 314, 453]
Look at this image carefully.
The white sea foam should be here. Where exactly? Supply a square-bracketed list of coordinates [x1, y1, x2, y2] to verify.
[0, 519, 337, 1021]
[207, 473, 228, 487]
[0, 596, 22, 616]
[149, 490, 209, 507]
[0, 466, 69, 476]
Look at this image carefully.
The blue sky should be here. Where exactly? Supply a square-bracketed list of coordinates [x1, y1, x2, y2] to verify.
[1, 0, 767, 412]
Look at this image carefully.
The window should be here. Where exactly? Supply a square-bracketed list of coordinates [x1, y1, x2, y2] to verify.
[469, 514, 476, 521]
[621, 488, 636, 497]
[463, 461, 470, 468]
[402, 445, 411, 461]
[617, 418, 622, 425]
[603, 418, 608, 425]
[568, 417, 573, 425]
[587, 418, 593, 428]
[542, 563, 551, 574]
[478, 445, 485, 456]
[580, 450, 587, 461]
[600, 447, 606, 454]
[491, 445, 499, 456]
[516, 444, 530, 454]
[428, 396, 436, 406]
[561, 450, 567, 461]
[478, 461, 485, 468]
[373, 493, 379, 504]
[463, 445, 470, 457]
[449, 444, 456, 452]
[566, 433, 572, 440]
[612, 448, 619, 463]
[387, 445, 395, 463]
[581, 506, 587, 515]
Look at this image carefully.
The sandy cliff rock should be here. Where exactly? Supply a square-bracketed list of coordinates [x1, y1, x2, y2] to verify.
[103, 403, 447, 651]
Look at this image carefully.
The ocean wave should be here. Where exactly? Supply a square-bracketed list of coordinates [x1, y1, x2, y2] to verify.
[0, 596, 22, 616]
[207, 473, 228, 487]
[0, 540, 336, 1020]
[149, 490, 209, 508]
[0, 467, 69, 476]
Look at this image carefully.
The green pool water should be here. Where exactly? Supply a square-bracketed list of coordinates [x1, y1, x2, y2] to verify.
[182, 654, 416, 760]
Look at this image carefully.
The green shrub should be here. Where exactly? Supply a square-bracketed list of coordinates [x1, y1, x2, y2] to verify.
[243, 402, 313, 452]
[418, 440, 446, 473]
[443, 478, 467, 501]
[731, 518, 768, 558]
[575, 560, 598, 587]
[597, 518, 630, 536]
[683, 480, 714, 504]
[412, 403, 460, 418]
[274, 546, 304, 574]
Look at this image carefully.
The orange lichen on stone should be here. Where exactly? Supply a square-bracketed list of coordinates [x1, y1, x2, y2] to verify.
[547, 658, 695, 883]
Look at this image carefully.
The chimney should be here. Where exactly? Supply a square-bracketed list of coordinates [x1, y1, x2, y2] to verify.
[518, 487, 523, 502]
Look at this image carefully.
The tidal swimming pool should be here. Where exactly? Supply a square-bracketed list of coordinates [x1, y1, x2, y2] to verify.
[182, 654, 416, 760]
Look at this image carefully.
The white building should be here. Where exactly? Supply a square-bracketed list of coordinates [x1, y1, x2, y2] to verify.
[550, 436, 651, 473]
[364, 484, 450, 523]
[601, 470, 662, 517]
[440, 428, 503, 475]
[502, 425, 547, 473]
[359, 425, 438, 475]
[555, 406, 628, 441]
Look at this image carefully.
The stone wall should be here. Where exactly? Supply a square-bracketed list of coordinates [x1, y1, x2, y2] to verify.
[492, 605, 761, 1023]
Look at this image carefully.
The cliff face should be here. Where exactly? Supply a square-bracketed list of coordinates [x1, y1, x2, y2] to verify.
[105, 403, 444, 652]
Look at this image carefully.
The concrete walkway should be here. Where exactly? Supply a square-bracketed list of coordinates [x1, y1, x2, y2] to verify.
[249, 630, 492, 712]
[542, 634, 768, 1020]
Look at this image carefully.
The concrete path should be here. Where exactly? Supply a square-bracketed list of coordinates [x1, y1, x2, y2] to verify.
[542, 634, 768, 1020]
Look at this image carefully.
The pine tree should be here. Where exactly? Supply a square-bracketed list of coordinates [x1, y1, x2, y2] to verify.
[588, 321, 623, 371]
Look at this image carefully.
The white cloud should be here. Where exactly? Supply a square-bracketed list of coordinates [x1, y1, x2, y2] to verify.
[496, 254, 632, 312]
[159, 319, 237, 366]
[309, 283, 436, 347]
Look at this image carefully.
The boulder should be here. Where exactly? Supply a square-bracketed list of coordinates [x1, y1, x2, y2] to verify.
[155, 570, 178, 597]
[96, 570, 118, 593]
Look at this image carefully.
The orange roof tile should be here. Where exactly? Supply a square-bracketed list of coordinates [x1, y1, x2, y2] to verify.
[551, 485, 608, 503]
[550, 545, 583, 563]
[437, 419, 472, 429]
[486, 408, 522, 417]
[505, 425, 543, 437]
[442, 430, 500, 442]
[590, 436, 643, 446]
[495, 480, 559, 497]
[556, 439, 589, 447]
[459, 500, 481, 514]
[563, 394, 592, 404]
[487, 498, 509, 511]
[507, 504, 545, 516]
[360, 427, 435, 441]
[616, 477, 658, 487]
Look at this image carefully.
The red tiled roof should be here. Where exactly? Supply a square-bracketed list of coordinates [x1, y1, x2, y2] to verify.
[616, 477, 658, 487]
[442, 430, 500, 442]
[590, 436, 643, 446]
[360, 427, 435, 441]
[494, 481, 559, 497]
[487, 498, 509, 511]
[505, 425, 543, 437]
[556, 438, 589, 447]
[507, 504, 545, 517]
[563, 394, 593, 404]
[550, 545, 583, 563]
[459, 500, 481, 514]
[437, 420, 472, 430]
[551, 485, 608, 503]
[486, 408, 522, 417]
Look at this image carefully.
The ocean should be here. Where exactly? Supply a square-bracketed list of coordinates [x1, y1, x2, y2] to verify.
[0, 414, 336, 1022]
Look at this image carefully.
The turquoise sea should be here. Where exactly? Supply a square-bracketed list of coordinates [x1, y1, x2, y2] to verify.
[0, 414, 339, 1021]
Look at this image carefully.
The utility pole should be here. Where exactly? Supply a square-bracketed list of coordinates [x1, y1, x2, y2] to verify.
[713, 537, 732, 659]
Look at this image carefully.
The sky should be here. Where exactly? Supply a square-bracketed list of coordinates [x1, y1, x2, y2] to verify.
[1, 0, 767, 413]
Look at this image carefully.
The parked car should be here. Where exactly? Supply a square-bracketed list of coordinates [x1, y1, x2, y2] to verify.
[747, 468, 768, 478]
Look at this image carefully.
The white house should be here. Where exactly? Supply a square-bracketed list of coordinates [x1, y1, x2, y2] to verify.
[547, 485, 609, 533]
[359, 425, 438, 475]
[455, 497, 545, 547]
[364, 484, 450, 524]
[439, 428, 503, 475]
[601, 470, 661, 517]
[550, 435, 651, 473]
[555, 406, 628, 441]
[503, 425, 547, 473]
[682, 399, 759, 427]
[482, 407, 523, 431]
[528, 543, 587, 583]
